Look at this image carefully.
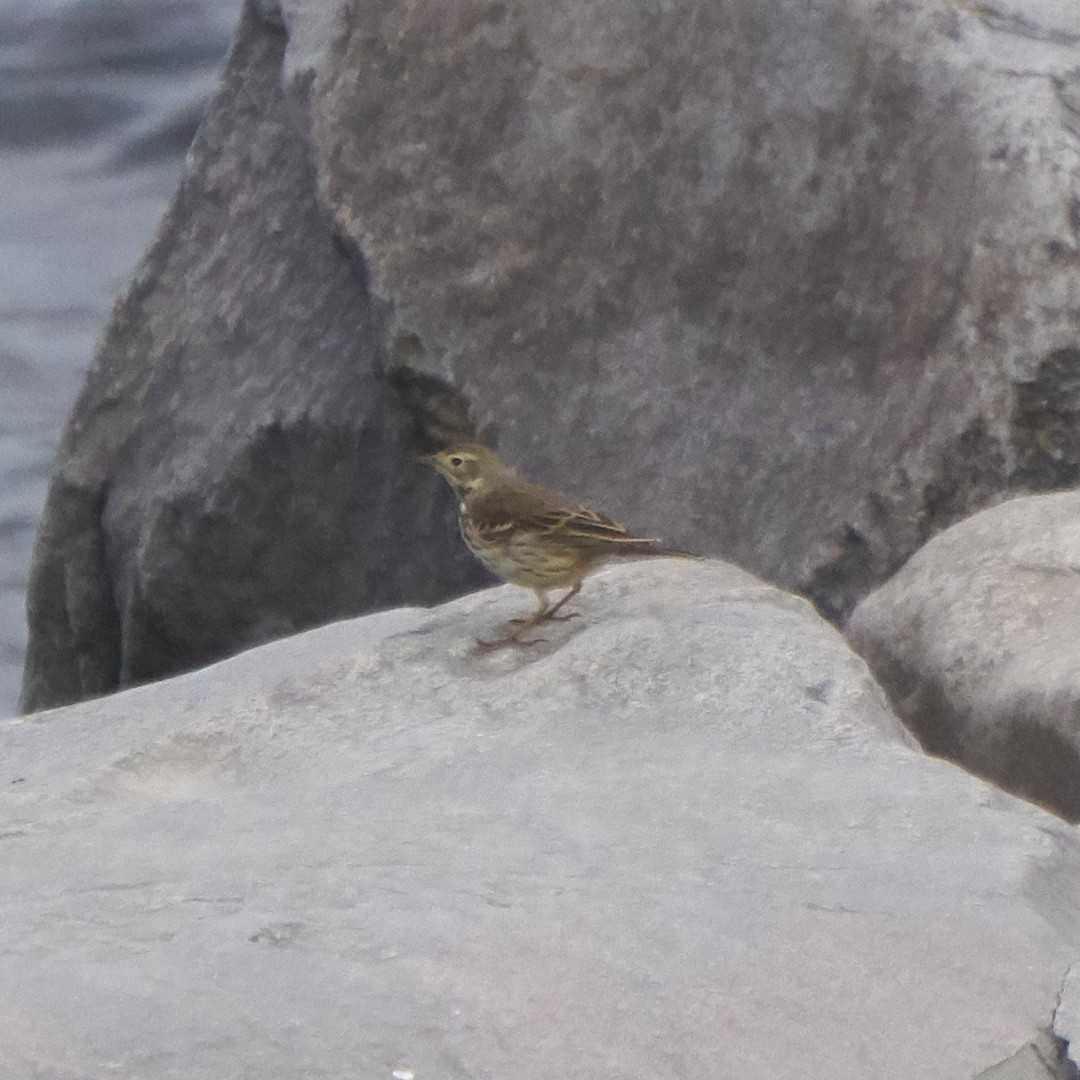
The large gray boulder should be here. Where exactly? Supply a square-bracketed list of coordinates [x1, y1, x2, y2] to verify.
[298, 0, 1080, 606]
[3, 561, 1080, 1078]
[22, 0, 1080, 710]
[848, 490, 1080, 824]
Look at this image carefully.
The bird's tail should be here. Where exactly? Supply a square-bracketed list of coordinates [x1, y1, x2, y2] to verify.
[650, 545, 704, 560]
[613, 541, 703, 560]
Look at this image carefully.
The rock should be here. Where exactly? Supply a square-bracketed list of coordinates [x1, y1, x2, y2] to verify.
[18, 2, 488, 714]
[23, 0, 1080, 710]
[299, 0, 1080, 620]
[0, 0, 243, 719]
[1056, 963, 1080, 1072]
[848, 490, 1080, 824]
[3, 561, 1080, 1078]
[976, 1033, 1079, 1080]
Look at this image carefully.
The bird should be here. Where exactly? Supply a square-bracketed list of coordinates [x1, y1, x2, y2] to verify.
[419, 443, 697, 649]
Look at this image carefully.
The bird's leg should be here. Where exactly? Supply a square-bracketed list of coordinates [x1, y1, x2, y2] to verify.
[536, 581, 582, 623]
[478, 592, 552, 650]
[477, 584, 581, 651]
[510, 589, 550, 626]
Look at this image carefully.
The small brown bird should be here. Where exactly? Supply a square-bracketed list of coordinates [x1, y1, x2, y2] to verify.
[421, 443, 694, 648]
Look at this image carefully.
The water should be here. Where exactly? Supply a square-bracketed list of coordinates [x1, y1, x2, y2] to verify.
[0, 0, 240, 714]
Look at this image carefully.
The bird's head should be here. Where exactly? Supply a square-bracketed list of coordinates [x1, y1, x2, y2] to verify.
[418, 444, 509, 496]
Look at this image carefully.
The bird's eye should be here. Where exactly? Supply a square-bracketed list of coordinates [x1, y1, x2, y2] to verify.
[450, 456, 464, 467]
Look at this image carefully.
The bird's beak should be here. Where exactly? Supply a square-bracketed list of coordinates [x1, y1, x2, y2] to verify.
[415, 452, 438, 467]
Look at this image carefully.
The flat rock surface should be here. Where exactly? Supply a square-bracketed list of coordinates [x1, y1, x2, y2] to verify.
[849, 491, 1080, 824]
[4, 561, 1079, 1078]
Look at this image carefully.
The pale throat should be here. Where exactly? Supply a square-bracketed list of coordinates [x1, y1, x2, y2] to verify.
[449, 474, 488, 502]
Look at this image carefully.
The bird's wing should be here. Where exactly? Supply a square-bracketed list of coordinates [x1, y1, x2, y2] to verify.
[527, 505, 661, 546]
[470, 485, 661, 548]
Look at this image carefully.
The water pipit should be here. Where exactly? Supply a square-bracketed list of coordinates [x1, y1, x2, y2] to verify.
[420, 443, 696, 650]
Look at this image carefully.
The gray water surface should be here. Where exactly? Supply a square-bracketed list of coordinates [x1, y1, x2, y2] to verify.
[0, 0, 240, 714]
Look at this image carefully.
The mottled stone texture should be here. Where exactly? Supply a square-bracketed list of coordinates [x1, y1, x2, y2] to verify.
[4, 561, 1080, 1077]
[849, 491, 1080, 824]
[21, 0, 1080, 709]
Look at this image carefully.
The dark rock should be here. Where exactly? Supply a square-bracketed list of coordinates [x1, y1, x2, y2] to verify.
[848, 491, 1080, 824]
[19, 2, 485, 713]
[976, 1031, 1079, 1080]
[1012, 349, 1080, 491]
